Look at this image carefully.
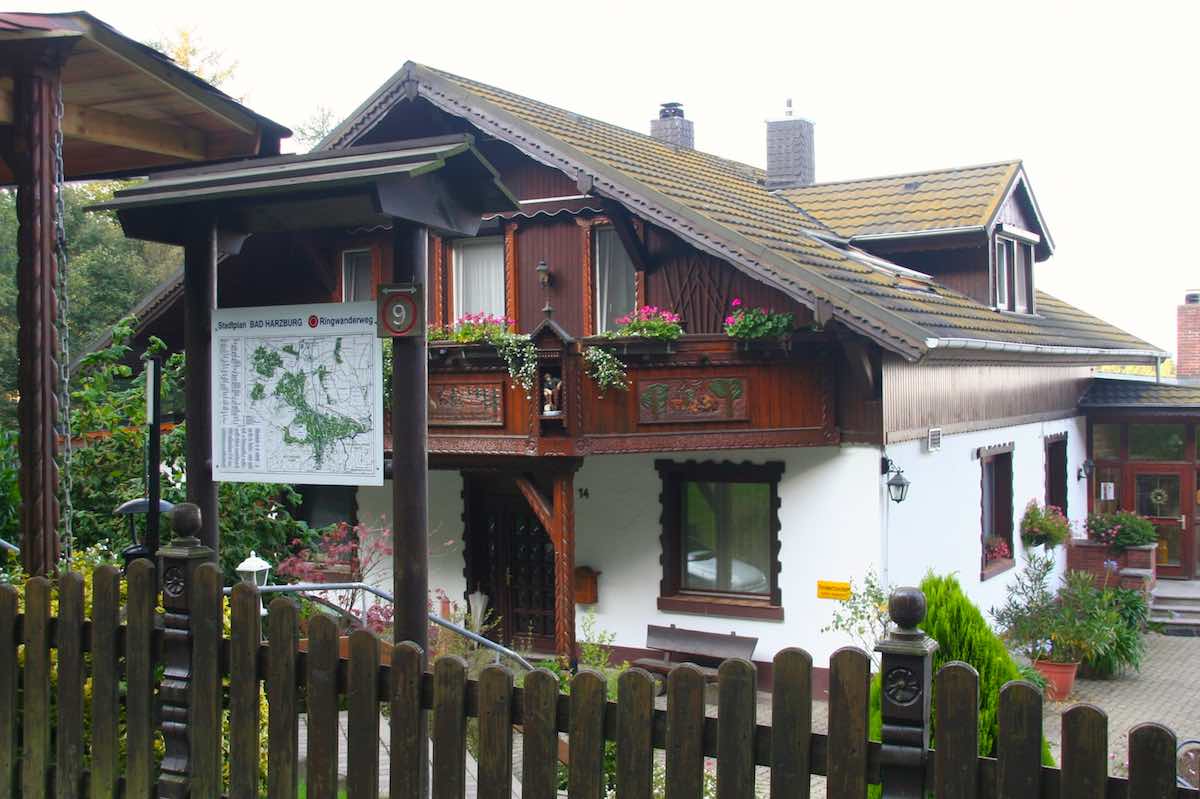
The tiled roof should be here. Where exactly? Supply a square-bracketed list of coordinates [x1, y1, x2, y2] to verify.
[778, 162, 1021, 239]
[1080, 378, 1200, 410]
[320, 64, 1164, 361]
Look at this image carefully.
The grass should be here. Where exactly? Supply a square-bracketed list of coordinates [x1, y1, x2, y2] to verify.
[297, 779, 348, 798]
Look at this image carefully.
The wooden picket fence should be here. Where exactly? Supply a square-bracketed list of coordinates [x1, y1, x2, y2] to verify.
[0, 560, 1196, 798]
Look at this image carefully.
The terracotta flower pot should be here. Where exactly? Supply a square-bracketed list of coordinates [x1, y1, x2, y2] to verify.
[1033, 659, 1079, 701]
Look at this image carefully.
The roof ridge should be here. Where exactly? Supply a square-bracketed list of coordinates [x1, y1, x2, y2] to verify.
[786, 159, 1022, 191]
[417, 63, 767, 178]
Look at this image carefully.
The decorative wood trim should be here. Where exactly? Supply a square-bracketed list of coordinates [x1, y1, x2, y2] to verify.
[430, 233, 445, 329]
[552, 472, 576, 662]
[580, 221, 595, 337]
[503, 222, 519, 326]
[443, 238, 455, 326]
[580, 428, 835, 455]
[1044, 431, 1068, 444]
[975, 442, 1015, 459]
[515, 477, 555, 546]
[656, 595, 784, 621]
[654, 459, 785, 611]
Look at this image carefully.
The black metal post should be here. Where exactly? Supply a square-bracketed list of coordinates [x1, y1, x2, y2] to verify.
[875, 587, 938, 799]
[144, 354, 162, 553]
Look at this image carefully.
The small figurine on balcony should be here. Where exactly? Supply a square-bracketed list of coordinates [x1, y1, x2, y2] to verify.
[542, 373, 563, 416]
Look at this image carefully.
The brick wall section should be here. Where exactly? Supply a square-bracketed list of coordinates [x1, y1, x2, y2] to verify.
[1066, 539, 1156, 593]
[1179, 301, 1200, 379]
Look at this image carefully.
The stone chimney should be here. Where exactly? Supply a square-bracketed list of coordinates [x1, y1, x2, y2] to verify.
[650, 102, 693, 149]
[766, 99, 815, 189]
[1179, 289, 1200, 382]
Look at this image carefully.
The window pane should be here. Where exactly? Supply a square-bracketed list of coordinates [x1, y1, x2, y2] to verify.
[981, 460, 995, 537]
[681, 481, 770, 595]
[1129, 424, 1185, 460]
[1014, 243, 1031, 312]
[995, 240, 1009, 308]
[341, 250, 373, 302]
[1093, 423, 1121, 460]
[1136, 473, 1181, 518]
[453, 238, 505, 319]
[1094, 465, 1121, 514]
[594, 228, 637, 333]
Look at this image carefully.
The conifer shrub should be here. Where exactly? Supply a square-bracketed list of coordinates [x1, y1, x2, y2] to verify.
[867, 572, 1053, 796]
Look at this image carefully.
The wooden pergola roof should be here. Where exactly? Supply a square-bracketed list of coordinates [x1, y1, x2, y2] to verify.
[0, 10, 290, 183]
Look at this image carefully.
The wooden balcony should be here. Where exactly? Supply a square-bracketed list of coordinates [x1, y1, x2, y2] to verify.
[426, 333, 838, 458]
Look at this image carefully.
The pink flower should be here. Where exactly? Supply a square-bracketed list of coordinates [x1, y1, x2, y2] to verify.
[731, 298, 742, 308]
[725, 315, 736, 326]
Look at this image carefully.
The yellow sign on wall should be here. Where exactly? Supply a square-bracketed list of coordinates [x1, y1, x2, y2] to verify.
[817, 580, 852, 600]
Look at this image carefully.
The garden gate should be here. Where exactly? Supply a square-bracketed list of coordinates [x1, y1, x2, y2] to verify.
[0, 503, 1195, 798]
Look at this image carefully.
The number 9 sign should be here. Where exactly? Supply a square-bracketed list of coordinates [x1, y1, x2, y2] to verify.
[377, 283, 424, 338]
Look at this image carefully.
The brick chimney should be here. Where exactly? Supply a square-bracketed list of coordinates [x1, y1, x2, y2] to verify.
[650, 102, 694, 149]
[1180, 289, 1200, 382]
[766, 99, 815, 189]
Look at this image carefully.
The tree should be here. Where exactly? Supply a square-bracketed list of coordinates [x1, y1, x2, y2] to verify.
[148, 28, 237, 90]
[294, 106, 337, 151]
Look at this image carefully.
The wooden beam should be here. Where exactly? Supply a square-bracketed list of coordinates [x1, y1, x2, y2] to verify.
[514, 477, 556, 545]
[0, 88, 206, 161]
[602, 200, 651, 272]
[183, 223, 218, 551]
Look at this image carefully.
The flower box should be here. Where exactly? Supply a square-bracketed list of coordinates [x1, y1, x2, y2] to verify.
[588, 336, 676, 358]
[733, 336, 792, 356]
[1065, 539, 1156, 592]
[428, 341, 504, 367]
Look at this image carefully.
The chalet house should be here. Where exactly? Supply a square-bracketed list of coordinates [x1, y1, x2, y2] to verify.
[120, 63, 1164, 679]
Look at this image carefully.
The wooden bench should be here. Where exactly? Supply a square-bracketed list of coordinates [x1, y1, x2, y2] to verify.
[632, 624, 758, 684]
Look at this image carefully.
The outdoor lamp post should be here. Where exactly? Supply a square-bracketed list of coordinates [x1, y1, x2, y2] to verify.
[113, 497, 175, 569]
[235, 550, 271, 616]
[882, 458, 911, 504]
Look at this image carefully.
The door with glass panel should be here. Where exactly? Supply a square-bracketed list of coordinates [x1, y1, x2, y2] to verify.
[1132, 464, 1191, 579]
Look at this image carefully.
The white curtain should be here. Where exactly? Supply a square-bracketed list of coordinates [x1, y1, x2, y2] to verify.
[595, 227, 637, 332]
[342, 250, 373, 303]
[453, 237, 505, 319]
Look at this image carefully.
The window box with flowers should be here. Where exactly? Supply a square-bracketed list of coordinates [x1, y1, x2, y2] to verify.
[723, 298, 794, 353]
[1020, 501, 1071, 550]
[598, 305, 683, 356]
[427, 312, 538, 395]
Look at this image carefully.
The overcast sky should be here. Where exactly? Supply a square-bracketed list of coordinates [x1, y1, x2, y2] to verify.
[30, 0, 1199, 356]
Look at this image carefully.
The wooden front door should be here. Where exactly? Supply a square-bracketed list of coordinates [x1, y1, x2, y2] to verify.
[482, 493, 557, 652]
[1131, 464, 1193, 579]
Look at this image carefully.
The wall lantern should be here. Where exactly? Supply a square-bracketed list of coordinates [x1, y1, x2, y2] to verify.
[235, 550, 272, 616]
[536, 258, 553, 288]
[881, 457, 911, 504]
[1077, 458, 1095, 482]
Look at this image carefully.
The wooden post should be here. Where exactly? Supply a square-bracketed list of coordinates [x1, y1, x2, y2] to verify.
[391, 222, 429, 798]
[552, 470, 576, 665]
[156, 502, 217, 798]
[3, 54, 66, 576]
[875, 587, 938, 799]
[183, 224, 219, 552]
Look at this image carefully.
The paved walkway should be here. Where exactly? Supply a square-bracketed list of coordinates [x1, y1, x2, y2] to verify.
[1039, 632, 1200, 774]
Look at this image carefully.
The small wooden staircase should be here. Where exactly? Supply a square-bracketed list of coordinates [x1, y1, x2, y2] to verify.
[1150, 581, 1200, 636]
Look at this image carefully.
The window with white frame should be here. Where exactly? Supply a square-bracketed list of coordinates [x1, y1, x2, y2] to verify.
[341, 249, 373, 303]
[452, 237, 505, 320]
[593, 227, 637, 333]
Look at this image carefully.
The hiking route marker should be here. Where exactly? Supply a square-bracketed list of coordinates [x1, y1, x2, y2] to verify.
[211, 302, 384, 486]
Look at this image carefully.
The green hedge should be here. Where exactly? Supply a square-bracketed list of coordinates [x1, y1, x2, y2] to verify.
[867, 573, 1053, 796]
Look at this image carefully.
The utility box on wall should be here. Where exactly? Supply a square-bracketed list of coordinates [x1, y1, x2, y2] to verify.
[574, 566, 600, 604]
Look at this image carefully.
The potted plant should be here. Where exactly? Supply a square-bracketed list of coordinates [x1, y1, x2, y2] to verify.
[428, 312, 538, 395]
[599, 305, 683, 355]
[1085, 511, 1157, 551]
[1020, 501, 1071, 549]
[723, 297, 794, 352]
[983, 536, 1012, 564]
[992, 553, 1119, 700]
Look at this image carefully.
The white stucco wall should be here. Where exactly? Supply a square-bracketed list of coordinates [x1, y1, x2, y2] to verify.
[572, 446, 883, 667]
[882, 416, 1084, 615]
[357, 470, 468, 608]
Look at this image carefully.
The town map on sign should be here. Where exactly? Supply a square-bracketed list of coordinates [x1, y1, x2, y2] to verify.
[212, 302, 383, 485]
[244, 335, 377, 474]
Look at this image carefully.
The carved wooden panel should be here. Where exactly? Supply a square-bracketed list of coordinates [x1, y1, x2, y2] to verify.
[428, 381, 505, 427]
[636, 376, 749, 424]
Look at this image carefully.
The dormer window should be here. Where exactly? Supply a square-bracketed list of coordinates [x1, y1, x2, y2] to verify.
[994, 235, 1035, 313]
